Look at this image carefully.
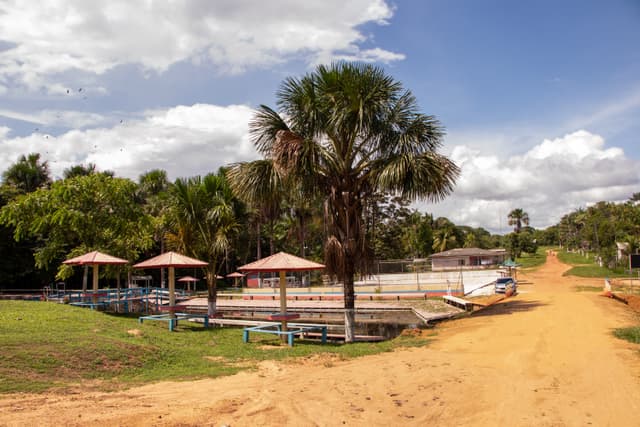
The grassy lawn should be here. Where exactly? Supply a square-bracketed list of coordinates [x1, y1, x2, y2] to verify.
[0, 301, 430, 394]
[556, 249, 627, 278]
[516, 246, 548, 269]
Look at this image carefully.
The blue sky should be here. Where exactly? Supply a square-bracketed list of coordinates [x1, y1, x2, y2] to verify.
[0, 0, 638, 232]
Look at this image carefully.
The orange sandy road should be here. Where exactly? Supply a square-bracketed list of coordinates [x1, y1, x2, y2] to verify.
[1, 254, 640, 426]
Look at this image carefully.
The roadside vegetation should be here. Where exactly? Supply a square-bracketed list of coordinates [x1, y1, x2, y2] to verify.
[614, 327, 640, 345]
[516, 246, 548, 269]
[0, 301, 431, 394]
[557, 250, 627, 278]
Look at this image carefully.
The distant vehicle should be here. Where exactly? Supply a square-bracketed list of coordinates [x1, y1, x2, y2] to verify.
[495, 277, 517, 294]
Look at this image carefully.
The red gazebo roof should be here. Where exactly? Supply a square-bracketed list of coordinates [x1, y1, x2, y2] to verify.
[133, 251, 208, 269]
[62, 250, 128, 266]
[177, 276, 200, 282]
[238, 252, 325, 273]
[226, 272, 245, 278]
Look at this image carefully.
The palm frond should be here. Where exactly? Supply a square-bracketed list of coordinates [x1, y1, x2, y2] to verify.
[373, 152, 459, 201]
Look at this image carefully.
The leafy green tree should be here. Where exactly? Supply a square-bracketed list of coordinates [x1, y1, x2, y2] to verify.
[2, 153, 51, 194]
[508, 208, 529, 233]
[410, 213, 434, 258]
[0, 174, 154, 283]
[165, 171, 241, 315]
[243, 63, 459, 341]
[366, 193, 414, 260]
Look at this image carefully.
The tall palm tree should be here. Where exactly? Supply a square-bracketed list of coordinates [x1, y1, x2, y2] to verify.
[139, 169, 172, 287]
[166, 172, 240, 315]
[508, 208, 530, 233]
[238, 63, 459, 342]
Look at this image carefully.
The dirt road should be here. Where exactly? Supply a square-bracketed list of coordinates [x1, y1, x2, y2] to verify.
[2, 255, 640, 426]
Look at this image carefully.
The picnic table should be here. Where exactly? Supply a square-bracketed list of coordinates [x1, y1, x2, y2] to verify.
[69, 301, 109, 310]
[243, 321, 328, 347]
[138, 311, 210, 331]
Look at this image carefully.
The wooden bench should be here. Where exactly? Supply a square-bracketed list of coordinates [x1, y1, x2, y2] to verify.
[442, 295, 474, 311]
[138, 312, 210, 331]
[242, 323, 328, 347]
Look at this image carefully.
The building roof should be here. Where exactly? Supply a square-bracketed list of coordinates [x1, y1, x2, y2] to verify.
[430, 248, 507, 258]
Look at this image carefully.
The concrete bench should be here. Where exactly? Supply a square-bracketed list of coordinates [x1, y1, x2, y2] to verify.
[442, 295, 474, 311]
[138, 312, 210, 331]
[242, 323, 328, 346]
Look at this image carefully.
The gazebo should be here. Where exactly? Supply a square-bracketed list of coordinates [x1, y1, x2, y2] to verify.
[63, 250, 128, 306]
[134, 252, 211, 331]
[133, 251, 208, 309]
[238, 252, 325, 341]
[226, 271, 245, 287]
[177, 275, 199, 293]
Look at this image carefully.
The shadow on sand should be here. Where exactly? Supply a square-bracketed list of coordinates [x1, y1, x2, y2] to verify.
[471, 298, 547, 317]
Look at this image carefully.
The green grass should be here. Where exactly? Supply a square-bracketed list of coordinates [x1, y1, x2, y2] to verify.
[573, 285, 603, 292]
[556, 250, 592, 265]
[517, 246, 548, 269]
[0, 301, 431, 394]
[556, 249, 627, 278]
[614, 327, 640, 344]
[564, 265, 628, 278]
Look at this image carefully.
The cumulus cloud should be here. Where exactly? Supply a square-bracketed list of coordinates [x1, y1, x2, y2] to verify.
[0, 104, 257, 180]
[0, 0, 402, 92]
[419, 130, 640, 232]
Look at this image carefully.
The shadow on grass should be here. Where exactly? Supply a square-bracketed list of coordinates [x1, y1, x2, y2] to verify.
[471, 299, 547, 317]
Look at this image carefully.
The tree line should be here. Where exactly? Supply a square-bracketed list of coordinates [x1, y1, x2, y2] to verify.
[0, 153, 541, 289]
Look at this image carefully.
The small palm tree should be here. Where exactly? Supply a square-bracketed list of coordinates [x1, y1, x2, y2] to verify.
[166, 172, 240, 316]
[432, 226, 458, 253]
[236, 63, 459, 341]
[508, 208, 530, 233]
[2, 153, 51, 193]
[226, 160, 284, 258]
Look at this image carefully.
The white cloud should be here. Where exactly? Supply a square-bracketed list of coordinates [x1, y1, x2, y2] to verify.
[418, 130, 640, 232]
[0, 108, 109, 129]
[0, 0, 402, 92]
[0, 104, 257, 181]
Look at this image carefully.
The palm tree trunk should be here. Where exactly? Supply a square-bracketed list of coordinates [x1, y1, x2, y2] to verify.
[256, 222, 262, 259]
[343, 258, 356, 343]
[207, 268, 217, 317]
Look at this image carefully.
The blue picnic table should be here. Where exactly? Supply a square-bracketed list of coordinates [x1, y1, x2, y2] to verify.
[242, 322, 328, 346]
[138, 312, 210, 331]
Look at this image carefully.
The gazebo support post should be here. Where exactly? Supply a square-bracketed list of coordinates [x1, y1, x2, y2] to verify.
[92, 264, 99, 304]
[116, 270, 121, 313]
[280, 269, 287, 341]
[82, 265, 89, 292]
[169, 266, 176, 318]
